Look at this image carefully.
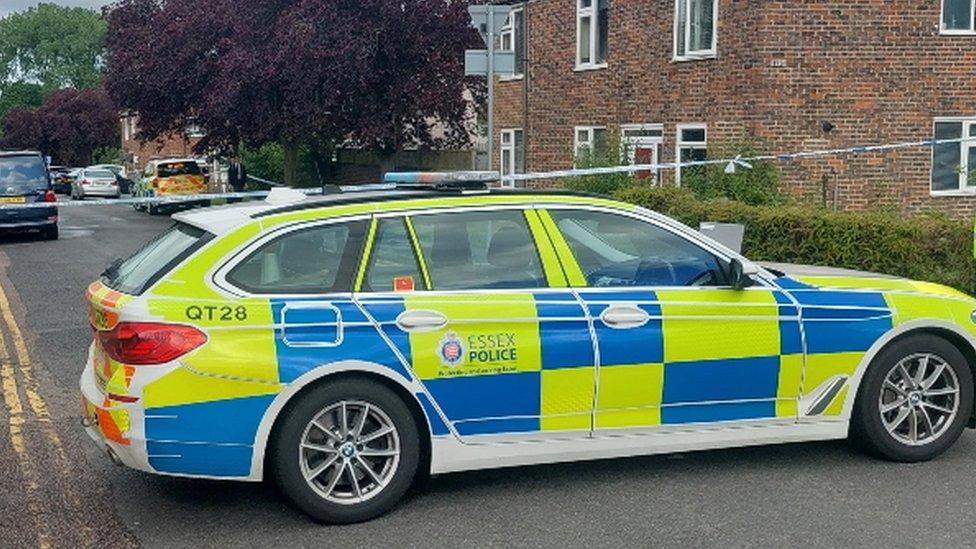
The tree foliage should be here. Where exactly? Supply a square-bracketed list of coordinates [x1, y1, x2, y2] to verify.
[0, 3, 107, 90]
[0, 81, 45, 129]
[1, 88, 118, 166]
[104, 0, 483, 185]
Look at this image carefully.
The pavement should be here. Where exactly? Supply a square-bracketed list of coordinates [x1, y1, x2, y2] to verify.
[2, 203, 976, 548]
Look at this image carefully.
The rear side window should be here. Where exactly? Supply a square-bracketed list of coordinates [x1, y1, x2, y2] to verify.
[0, 154, 48, 194]
[362, 218, 423, 292]
[227, 221, 367, 294]
[410, 210, 545, 290]
[103, 223, 211, 295]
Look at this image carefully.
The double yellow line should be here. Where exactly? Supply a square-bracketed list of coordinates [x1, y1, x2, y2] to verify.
[0, 272, 93, 547]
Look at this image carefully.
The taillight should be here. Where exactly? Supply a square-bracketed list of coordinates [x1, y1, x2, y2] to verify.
[96, 322, 207, 365]
[44, 191, 56, 203]
[81, 179, 91, 186]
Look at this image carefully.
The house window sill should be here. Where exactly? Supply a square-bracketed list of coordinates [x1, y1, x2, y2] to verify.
[499, 74, 525, 82]
[940, 29, 976, 36]
[574, 63, 608, 73]
[930, 190, 976, 197]
[673, 53, 717, 63]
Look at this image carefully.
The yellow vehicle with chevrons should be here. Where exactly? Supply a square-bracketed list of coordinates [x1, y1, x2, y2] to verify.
[82, 175, 976, 523]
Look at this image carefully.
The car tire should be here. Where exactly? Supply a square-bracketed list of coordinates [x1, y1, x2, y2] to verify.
[270, 378, 420, 524]
[42, 225, 58, 241]
[146, 202, 159, 215]
[851, 334, 973, 462]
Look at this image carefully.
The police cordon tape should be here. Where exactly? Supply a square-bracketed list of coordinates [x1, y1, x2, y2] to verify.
[3, 135, 975, 209]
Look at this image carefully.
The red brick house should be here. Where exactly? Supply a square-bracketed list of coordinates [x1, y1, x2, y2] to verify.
[494, 0, 976, 214]
[120, 113, 203, 178]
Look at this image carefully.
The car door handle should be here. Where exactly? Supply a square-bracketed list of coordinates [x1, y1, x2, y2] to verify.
[395, 310, 448, 333]
[600, 305, 651, 329]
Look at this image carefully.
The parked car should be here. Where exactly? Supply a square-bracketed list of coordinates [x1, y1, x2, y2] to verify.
[89, 164, 133, 194]
[71, 167, 121, 200]
[82, 174, 976, 523]
[51, 167, 78, 195]
[0, 150, 57, 240]
[132, 158, 207, 215]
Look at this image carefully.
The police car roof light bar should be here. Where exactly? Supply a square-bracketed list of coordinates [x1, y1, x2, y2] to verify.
[383, 171, 500, 191]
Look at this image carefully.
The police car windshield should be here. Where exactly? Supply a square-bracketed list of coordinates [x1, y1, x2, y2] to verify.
[103, 223, 210, 295]
[158, 162, 201, 177]
[0, 155, 48, 195]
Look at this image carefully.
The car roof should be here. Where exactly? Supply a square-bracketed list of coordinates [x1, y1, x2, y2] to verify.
[173, 187, 613, 235]
[0, 150, 43, 158]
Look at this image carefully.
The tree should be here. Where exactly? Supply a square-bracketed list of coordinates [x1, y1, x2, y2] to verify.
[0, 82, 45, 130]
[104, 0, 483, 186]
[0, 4, 107, 91]
[1, 88, 118, 166]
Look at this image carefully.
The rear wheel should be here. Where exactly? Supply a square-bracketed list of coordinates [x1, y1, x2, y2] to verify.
[851, 334, 973, 462]
[271, 379, 420, 524]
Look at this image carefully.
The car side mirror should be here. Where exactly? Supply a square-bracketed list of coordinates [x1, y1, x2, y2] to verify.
[729, 258, 758, 290]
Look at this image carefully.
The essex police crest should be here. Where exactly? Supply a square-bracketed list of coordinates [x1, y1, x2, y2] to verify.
[437, 331, 465, 368]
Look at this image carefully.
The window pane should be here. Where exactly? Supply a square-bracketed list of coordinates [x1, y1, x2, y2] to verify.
[412, 211, 545, 290]
[514, 11, 525, 74]
[579, 15, 591, 63]
[676, 0, 687, 56]
[593, 128, 609, 157]
[967, 147, 976, 188]
[104, 223, 207, 295]
[681, 127, 706, 142]
[514, 130, 525, 173]
[550, 210, 727, 287]
[597, 0, 609, 63]
[502, 149, 512, 175]
[227, 222, 365, 294]
[943, 0, 973, 30]
[688, 0, 714, 52]
[364, 218, 422, 292]
[932, 123, 963, 191]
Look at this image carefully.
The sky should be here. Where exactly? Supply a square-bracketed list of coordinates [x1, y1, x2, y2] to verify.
[0, 0, 114, 18]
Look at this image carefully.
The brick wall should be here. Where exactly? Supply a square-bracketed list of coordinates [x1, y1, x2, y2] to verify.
[495, 0, 976, 215]
[120, 115, 201, 177]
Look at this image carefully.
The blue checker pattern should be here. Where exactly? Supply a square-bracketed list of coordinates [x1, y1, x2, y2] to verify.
[662, 401, 776, 424]
[535, 292, 594, 370]
[423, 372, 540, 425]
[662, 356, 780, 404]
[579, 290, 664, 366]
[272, 298, 412, 383]
[787, 290, 893, 354]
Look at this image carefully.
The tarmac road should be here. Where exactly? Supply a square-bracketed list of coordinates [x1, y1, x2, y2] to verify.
[1, 204, 976, 548]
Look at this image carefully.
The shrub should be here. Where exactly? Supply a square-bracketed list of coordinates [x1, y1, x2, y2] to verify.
[615, 186, 976, 294]
[563, 136, 636, 196]
[679, 140, 784, 206]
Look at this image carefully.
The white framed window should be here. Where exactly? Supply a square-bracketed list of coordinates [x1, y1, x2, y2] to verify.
[621, 124, 663, 182]
[942, 0, 976, 34]
[500, 129, 525, 187]
[574, 126, 608, 163]
[676, 123, 707, 186]
[931, 118, 976, 194]
[500, 7, 525, 79]
[576, 0, 609, 70]
[674, 0, 717, 60]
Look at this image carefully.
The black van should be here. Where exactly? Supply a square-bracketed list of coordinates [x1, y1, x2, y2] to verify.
[0, 151, 58, 240]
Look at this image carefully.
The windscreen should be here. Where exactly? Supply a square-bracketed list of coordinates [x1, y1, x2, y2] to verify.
[0, 154, 48, 195]
[158, 162, 201, 178]
[102, 223, 211, 295]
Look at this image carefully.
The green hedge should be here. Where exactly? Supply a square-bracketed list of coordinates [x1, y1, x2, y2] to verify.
[615, 186, 976, 294]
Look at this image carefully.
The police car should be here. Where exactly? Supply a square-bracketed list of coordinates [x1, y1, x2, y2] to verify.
[82, 173, 976, 523]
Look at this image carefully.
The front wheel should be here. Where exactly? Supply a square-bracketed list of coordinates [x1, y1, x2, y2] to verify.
[270, 379, 420, 524]
[851, 334, 973, 462]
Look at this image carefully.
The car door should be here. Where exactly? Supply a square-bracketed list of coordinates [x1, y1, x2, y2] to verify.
[538, 206, 803, 433]
[356, 207, 597, 441]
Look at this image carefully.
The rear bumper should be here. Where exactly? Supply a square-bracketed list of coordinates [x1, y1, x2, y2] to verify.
[0, 217, 57, 231]
[79, 359, 153, 473]
[80, 187, 120, 197]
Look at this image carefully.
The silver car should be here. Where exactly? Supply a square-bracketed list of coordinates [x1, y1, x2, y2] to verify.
[71, 167, 120, 199]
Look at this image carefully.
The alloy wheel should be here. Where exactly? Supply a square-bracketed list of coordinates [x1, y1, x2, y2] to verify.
[878, 353, 960, 447]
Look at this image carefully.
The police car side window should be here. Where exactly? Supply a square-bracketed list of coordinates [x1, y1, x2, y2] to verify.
[410, 210, 546, 290]
[226, 220, 367, 294]
[362, 218, 424, 292]
[549, 210, 728, 288]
